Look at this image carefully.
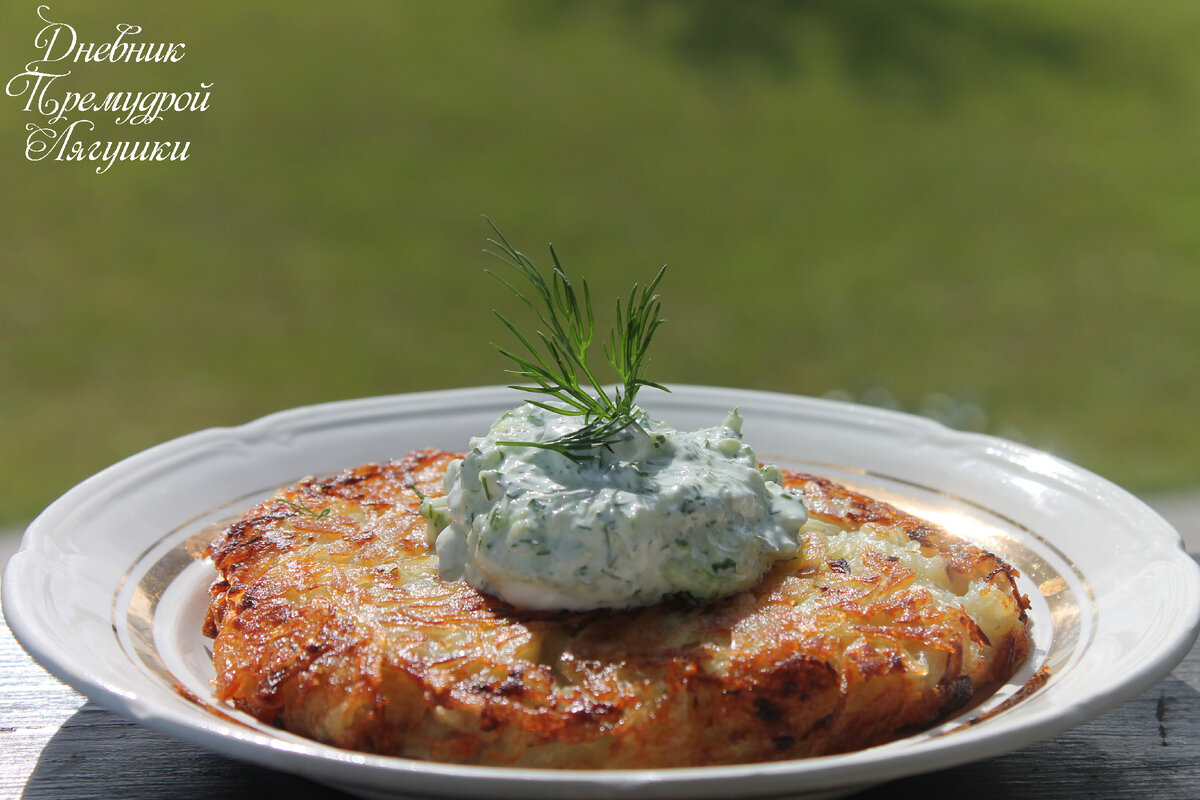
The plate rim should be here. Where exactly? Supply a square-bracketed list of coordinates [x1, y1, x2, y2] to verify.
[4, 384, 1199, 797]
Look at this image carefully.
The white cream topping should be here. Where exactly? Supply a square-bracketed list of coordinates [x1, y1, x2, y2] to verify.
[420, 404, 807, 611]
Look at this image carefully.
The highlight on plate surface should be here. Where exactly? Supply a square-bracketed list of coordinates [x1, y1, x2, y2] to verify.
[199, 223, 1033, 767]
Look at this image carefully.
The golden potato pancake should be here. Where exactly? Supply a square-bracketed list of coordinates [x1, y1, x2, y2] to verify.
[203, 449, 1030, 767]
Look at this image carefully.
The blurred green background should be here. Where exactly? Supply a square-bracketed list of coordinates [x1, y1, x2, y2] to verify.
[2, 0, 1198, 526]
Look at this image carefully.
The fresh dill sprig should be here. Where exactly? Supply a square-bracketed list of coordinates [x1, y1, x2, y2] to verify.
[483, 219, 668, 459]
[279, 497, 331, 519]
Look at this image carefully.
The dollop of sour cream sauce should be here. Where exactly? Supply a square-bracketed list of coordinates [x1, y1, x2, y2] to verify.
[419, 404, 808, 611]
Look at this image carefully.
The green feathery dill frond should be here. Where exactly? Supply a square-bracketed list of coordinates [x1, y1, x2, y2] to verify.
[279, 497, 331, 519]
[483, 218, 668, 459]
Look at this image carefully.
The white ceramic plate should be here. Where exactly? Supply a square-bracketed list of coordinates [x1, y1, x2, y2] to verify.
[4, 386, 1199, 800]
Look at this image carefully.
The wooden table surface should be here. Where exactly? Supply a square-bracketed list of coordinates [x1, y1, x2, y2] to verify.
[3, 562, 1198, 800]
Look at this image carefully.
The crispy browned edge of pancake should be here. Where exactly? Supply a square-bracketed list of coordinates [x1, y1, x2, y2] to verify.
[203, 449, 1031, 767]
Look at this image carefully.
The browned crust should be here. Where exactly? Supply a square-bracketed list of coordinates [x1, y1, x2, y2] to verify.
[204, 450, 1031, 767]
